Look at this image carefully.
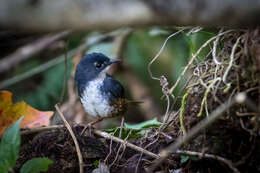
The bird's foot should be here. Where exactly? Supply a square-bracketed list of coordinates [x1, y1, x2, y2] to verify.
[80, 123, 95, 136]
[80, 118, 104, 136]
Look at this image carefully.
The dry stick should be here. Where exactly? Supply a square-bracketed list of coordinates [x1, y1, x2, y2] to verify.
[175, 150, 240, 173]
[168, 30, 234, 94]
[55, 105, 83, 173]
[93, 130, 160, 159]
[149, 92, 246, 172]
[212, 28, 223, 65]
[148, 29, 185, 81]
[223, 36, 241, 85]
[0, 30, 71, 73]
[109, 128, 131, 168]
[135, 152, 144, 173]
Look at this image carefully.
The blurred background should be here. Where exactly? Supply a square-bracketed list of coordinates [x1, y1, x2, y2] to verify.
[0, 28, 215, 127]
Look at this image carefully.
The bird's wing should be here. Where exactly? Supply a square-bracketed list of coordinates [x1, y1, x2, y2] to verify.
[101, 75, 125, 101]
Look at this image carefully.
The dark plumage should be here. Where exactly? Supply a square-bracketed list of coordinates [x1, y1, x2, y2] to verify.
[101, 74, 125, 102]
[75, 53, 126, 118]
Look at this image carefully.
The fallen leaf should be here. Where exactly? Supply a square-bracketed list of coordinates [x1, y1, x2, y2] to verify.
[20, 104, 53, 128]
[0, 90, 54, 136]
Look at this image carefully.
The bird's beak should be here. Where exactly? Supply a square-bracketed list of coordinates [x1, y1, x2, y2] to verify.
[109, 58, 121, 65]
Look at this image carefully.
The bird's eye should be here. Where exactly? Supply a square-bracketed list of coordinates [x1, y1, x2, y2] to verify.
[94, 62, 103, 69]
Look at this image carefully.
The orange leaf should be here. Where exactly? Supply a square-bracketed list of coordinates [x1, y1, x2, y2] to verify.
[20, 104, 53, 128]
[0, 90, 54, 136]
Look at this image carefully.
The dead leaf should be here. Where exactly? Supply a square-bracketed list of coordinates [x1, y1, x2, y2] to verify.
[0, 90, 54, 136]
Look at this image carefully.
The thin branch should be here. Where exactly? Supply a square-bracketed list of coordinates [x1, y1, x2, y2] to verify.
[175, 150, 240, 173]
[0, 31, 71, 73]
[212, 29, 223, 65]
[223, 36, 241, 85]
[55, 104, 83, 173]
[148, 29, 185, 81]
[93, 130, 160, 159]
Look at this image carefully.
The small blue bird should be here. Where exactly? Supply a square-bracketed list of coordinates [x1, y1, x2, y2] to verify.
[75, 53, 127, 127]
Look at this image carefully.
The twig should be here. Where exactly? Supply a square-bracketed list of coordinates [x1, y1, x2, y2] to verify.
[212, 28, 224, 65]
[175, 150, 240, 173]
[168, 30, 234, 94]
[149, 92, 246, 171]
[93, 130, 160, 159]
[0, 31, 71, 73]
[197, 77, 222, 117]
[135, 153, 143, 173]
[162, 89, 170, 124]
[104, 138, 114, 164]
[109, 127, 131, 168]
[223, 36, 241, 85]
[109, 142, 125, 167]
[55, 104, 83, 173]
[148, 29, 185, 81]
[234, 138, 255, 166]
[179, 90, 190, 135]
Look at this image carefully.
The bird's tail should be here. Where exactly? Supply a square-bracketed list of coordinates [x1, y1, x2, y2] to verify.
[126, 100, 143, 105]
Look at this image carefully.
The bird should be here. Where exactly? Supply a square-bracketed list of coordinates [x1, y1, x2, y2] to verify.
[75, 52, 128, 133]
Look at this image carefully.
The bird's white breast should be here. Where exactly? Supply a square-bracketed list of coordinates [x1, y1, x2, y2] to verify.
[80, 76, 113, 118]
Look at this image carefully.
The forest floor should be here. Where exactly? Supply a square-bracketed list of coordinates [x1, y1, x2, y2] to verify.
[14, 29, 260, 173]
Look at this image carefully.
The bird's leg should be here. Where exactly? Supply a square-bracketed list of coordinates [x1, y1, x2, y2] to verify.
[80, 117, 104, 136]
[118, 117, 125, 139]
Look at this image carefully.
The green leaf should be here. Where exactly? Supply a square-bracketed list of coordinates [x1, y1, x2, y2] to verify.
[105, 127, 135, 139]
[20, 158, 53, 173]
[124, 118, 162, 130]
[105, 118, 162, 139]
[0, 117, 23, 173]
[93, 160, 99, 168]
[180, 155, 190, 163]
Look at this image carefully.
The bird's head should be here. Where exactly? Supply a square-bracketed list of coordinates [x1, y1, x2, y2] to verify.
[75, 53, 120, 93]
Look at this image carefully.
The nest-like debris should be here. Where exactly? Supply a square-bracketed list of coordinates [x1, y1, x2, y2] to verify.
[168, 29, 260, 172]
